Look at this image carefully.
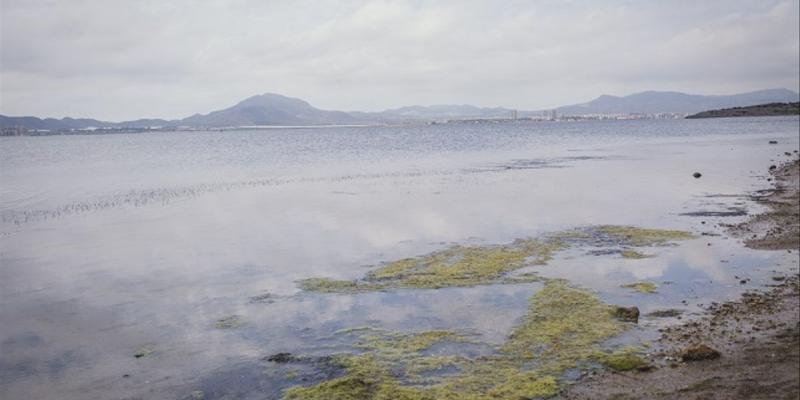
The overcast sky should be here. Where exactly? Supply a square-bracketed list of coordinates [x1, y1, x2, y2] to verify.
[1, 0, 798, 121]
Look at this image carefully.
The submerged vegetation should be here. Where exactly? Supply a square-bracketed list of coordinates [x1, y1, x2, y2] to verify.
[282, 225, 695, 398]
[622, 282, 659, 294]
[214, 315, 244, 329]
[299, 239, 563, 293]
[299, 225, 694, 293]
[620, 249, 653, 259]
[283, 281, 637, 399]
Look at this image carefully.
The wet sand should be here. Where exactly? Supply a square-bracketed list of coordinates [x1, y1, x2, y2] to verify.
[561, 158, 800, 400]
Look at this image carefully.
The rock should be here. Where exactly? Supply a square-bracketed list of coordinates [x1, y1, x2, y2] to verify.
[646, 309, 684, 318]
[637, 364, 655, 372]
[769, 165, 777, 170]
[693, 172, 702, 178]
[266, 352, 296, 363]
[614, 306, 640, 323]
[681, 344, 721, 361]
[769, 140, 778, 144]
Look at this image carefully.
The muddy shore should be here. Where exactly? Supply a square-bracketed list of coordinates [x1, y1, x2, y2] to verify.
[561, 158, 800, 400]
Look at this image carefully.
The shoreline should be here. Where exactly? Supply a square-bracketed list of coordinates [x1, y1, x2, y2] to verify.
[561, 158, 800, 399]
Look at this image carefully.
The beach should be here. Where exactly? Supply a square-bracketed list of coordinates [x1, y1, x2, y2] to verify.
[562, 159, 799, 399]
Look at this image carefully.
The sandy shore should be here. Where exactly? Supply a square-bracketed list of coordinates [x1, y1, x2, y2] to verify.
[561, 158, 800, 399]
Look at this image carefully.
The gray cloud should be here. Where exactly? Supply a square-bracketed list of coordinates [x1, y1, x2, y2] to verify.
[1, 0, 798, 120]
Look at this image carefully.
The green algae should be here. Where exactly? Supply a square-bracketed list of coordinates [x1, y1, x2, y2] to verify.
[592, 225, 695, 246]
[298, 225, 693, 294]
[298, 277, 381, 293]
[214, 315, 244, 329]
[621, 282, 658, 294]
[284, 225, 695, 397]
[189, 390, 205, 400]
[298, 240, 563, 292]
[283, 281, 632, 400]
[620, 249, 653, 259]
[133, 344, 155, 359]
[599, 350, 649, 371]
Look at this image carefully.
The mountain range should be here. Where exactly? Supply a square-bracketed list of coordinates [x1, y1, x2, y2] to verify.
[554, 88, 799, 115]
[2, 88, 798, 131]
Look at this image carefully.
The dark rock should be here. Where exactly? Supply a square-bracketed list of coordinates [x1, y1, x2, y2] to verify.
[680, 344, 721, 361]
[693, 172, 702, 178]
[769, 140, 778, 144]
[636, 364, 655, 372]
[266, 352, 297, 363]
[646, 309, 684, 318]
[769, 165, 777, 170]
[614, 306, 640, 323]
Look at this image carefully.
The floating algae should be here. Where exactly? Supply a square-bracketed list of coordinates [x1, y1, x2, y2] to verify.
[214, 315, 244, 329]
[299, 239, 564, 292]
[133, 344, 156, 359]
[621, 282, 658, 294]
[589, 225, 695, 247]
[283, 281, 635, 400]
[298, 226, 694, 294]
[620, 249, 653, 259]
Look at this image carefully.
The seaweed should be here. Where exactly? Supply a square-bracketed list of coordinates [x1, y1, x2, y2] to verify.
[620, 249, 653, 259]
[214, 315, 244, 329]
[283, 281, 633, 399]
[621, 282, 658, 294]
[298, 226, 693, 294]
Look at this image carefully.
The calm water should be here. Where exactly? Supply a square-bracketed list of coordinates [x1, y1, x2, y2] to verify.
[1, 117, 799, 399]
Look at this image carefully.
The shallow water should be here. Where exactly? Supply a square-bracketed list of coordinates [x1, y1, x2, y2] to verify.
[1, 117, 798, 399]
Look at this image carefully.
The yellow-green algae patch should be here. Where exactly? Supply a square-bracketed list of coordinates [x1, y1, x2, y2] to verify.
[621, 282, 658, 294]
[298, 226, 694, 294]
[299, 239, 564, 292]
[592, 225, 695, 246]
[620, 249, 653, 259]
[599, 351, 649, 371]
[283, 281, 634, 400]
[214, 315, 244, 329]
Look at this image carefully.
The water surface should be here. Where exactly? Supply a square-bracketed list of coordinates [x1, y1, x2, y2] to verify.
[1, 117, 798, 399]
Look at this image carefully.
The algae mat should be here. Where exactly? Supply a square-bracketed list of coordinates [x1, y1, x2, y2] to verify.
[298, 225, 694, 293]
[277, 226, 692, 399]
[282, 281, 649, 400]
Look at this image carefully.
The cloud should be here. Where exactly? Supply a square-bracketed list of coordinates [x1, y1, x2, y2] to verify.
[1, 0, 798, 120]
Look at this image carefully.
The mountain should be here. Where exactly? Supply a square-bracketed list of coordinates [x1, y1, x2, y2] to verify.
[181, 93, 361, 126]
[373, 104, 515, 120]
[0, 115, 116, 130]
[554, 89, 800, 115]
[0, 115, 172, 131]
[3, 88, 799, 132]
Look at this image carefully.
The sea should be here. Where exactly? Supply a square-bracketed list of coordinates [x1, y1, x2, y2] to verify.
[1, 116, 798, 399]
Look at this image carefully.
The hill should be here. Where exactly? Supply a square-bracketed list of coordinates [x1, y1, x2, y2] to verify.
[555, 89, 799, 115]
[3, 88, 799, 132]
[686, 102, 800, 119]
[181, 93, 361, 126]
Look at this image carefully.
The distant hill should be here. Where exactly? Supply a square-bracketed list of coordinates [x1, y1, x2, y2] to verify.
[373, 104, 515, 120]
[3, 88, 799, 131]
[554, 89, 800, 115]
[686, 102, 800, 119]
[181, 93, 361, 126]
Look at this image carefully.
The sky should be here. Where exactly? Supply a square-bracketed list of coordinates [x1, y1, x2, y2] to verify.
[1, 0, 799, 121]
